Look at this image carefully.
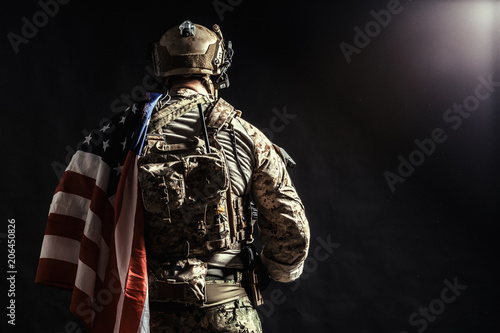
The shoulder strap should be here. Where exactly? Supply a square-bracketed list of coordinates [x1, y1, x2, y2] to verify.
[149, 94, 212, 133]
[206, 97, 241, 132]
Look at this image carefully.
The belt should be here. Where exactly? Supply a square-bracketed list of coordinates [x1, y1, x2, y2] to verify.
[202, 249, 245, 269]
[149, 250, 245, 269]
[150, 281, 248, 311]
[148, 250, 247, 310]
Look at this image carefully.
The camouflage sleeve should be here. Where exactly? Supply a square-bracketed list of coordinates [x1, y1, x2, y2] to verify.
[238, 118, 310, 283]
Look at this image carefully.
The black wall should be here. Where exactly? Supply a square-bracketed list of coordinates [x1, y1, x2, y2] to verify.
[1, 0, 499, 332]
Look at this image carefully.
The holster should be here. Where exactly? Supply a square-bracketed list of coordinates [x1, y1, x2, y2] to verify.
[244, 266, 264, 307]
[241, 244, 267, 307]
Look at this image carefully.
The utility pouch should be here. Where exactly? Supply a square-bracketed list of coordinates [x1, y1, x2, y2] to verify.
[138, 136, 232, 257]
[138, 158, 185, 219]
[148, 258, 208, 305]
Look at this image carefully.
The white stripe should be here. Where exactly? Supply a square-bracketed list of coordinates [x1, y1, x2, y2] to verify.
[114, 156, 140, 333]
[49, 192, 91, 220]
[67, 150, 111, 190]
[114, 287, 125, 333]
[40, 235, 80, 264]
[83, 210, 102, 245]
[75, 259, 97, 299]
[115, 160, 138, 286]
[137, 287, 150, 333]
[82, 210, 110, 282]
[49, 191, 111, 282]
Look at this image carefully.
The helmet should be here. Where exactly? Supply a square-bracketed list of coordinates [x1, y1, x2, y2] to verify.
[152, 20, 234, 90]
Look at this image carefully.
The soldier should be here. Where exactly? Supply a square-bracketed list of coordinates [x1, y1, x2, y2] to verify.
[142, 20, 310, 332]
[36, 19, 309, 333]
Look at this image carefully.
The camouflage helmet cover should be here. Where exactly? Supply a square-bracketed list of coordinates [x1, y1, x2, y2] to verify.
[153, 20, 230, 78]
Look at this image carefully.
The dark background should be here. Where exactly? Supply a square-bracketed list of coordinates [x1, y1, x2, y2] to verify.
[1, 0, 499, 332]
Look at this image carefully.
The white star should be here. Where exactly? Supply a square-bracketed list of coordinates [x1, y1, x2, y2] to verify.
[119, 116, 127, 124]
[114, 162, 123, 175]
[103, 140, 111, 152]
[131, 104, 138, 114]
[100, 123, 111, 133]
[83, 134, 92, 145]
[120, 137, 127, 151]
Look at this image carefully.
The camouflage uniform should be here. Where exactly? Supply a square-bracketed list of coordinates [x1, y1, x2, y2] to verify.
[238, 112, 310, 283]
[140, 87, 309, 331]
[150, 296, 261, 333]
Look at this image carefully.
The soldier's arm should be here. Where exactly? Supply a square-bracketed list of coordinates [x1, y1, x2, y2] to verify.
[239, 119, 310, 283]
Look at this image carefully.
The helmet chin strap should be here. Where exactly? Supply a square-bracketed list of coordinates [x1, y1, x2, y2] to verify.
[201, 75, 217, 98]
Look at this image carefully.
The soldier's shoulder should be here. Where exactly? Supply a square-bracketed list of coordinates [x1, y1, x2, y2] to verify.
[214, 98, 272, 144]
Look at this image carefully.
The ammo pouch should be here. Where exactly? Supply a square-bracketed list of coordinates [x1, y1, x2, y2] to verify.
[138, 140, 232, 258]
[148, 258, 207, 305]
[139, 139, 228, 215]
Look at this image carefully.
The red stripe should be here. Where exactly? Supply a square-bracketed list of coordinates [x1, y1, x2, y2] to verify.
[70, 286, 95, 330]
[56, 170, 96, 198]
[89, 192, 114, 249]
[120, 191, 147, 331]
[57, 170, 116, 250]
[53, 168, 115, 250]
[35, 258, 77, 290]
[45, 213, 85, 241]
[79, 234, 100, 276]
[89, 238, 122, 332]
[113, 151, 135, 222]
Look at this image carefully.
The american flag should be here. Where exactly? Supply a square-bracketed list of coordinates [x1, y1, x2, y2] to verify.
[36, 92, 162, 333]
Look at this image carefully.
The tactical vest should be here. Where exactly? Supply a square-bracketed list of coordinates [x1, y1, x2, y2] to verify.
[138, 95, 254, 260]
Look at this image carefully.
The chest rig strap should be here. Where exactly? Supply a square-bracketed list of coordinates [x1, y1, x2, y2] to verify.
[205, 97, 241, 132]
[205, 98, 246, 247]
[149, 94, 213, 133]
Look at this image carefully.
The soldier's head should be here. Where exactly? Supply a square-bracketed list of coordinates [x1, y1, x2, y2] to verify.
[152, 20, 234, 97]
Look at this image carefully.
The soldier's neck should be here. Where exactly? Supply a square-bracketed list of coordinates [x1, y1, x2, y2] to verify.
[170, 81, 209, 95]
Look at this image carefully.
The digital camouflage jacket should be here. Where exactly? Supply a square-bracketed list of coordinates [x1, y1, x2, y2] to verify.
[143, 88, 310, 283]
